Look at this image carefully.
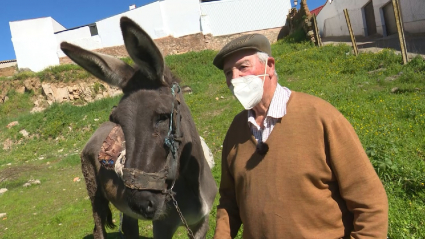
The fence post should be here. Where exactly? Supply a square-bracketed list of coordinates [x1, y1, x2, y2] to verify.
[312, 14, 323, 47]
[343, 9, 359, 56]
[392, 0, 408, 64]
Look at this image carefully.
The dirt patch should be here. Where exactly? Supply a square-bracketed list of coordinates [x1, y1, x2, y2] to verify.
[0, 164, 43, 186]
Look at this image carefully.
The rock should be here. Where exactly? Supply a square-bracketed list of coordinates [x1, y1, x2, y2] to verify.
[391, 87, 399, 93]
[181, 86, 192, 94]
[3, 139, 13, 150]
[3, 95, 9, 102]
[16, 86, 26, 94]
[42, 83, 55, 102]
[95, 94, 103, 100]
[385, 75, 401, 82]
[23, 179, 41, 187]
[31, 179, 41, 184]
[30, 107, 45, 113]
[0, 188, 8, 194]
[0, 213, 6, 218]
[23, 78, 41, 92]
[368, 68, 386, 74]
[19, 129, 29, 137]
[6, 121, 18, 128]
[52, 86, 69, 103]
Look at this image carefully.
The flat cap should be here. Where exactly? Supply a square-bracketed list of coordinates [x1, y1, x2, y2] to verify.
[213, 34, 271, 70]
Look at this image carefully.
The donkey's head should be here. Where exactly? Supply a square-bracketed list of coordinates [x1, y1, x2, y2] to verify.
[61, 17, 194, 220]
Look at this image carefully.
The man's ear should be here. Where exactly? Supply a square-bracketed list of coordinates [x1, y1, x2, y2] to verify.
[266, 57, 276, 76]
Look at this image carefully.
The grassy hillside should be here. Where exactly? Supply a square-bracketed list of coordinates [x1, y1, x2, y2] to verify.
[0, 40, 424, 238]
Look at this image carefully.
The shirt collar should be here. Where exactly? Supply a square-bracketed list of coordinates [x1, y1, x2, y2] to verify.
[247, 84, 291, 127]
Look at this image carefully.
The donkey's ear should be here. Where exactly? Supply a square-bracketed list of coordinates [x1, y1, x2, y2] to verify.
[60, 42, 135, 88]
[120, 17, 166, 85]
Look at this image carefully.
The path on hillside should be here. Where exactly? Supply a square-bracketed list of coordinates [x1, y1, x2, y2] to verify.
[321, 33, 425, 59]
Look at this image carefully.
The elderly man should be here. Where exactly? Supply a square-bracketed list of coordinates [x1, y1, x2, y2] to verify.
[212, 34, 388, 238]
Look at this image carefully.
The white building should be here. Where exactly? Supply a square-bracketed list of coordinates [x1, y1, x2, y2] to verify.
[9, 0, 291, 72]
[316, 0, 425, 38]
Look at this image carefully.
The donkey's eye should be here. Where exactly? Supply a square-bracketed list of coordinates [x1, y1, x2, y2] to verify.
[157, 114, 169, 123]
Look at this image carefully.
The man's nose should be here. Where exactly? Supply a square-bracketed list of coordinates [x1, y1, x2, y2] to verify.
[232, 70, 241, 80]
[226, 70, 239, 86]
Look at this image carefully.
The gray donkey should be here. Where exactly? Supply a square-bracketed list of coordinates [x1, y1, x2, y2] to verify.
[60, 17, 217, 239]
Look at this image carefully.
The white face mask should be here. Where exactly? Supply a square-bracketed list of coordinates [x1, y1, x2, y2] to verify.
[229, 60, 268, 110]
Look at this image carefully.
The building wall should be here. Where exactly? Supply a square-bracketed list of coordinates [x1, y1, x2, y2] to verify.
[10, 17, 62, 72]
[316, 0, 370, 37]
[55, 27, 102, 58]
[96, 2, 166, 48]
[398, 0, 425, 34]
[51, 19, 66, 33]
[200, 0, 291, 36]
[160, 0, 201, 37]
[317, 0, 425, 37]
[10, 0, 291, 72]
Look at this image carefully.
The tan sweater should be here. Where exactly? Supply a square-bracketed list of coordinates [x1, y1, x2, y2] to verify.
[214, 91, 388, 239]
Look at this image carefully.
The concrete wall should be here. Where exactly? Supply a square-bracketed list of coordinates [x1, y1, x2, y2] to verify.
[160, 0, 201, 37]
[96, 2, 165, 48]
[55, 27, 102, 57]
[316, 0, 425, 37]
[316, 0, 370, 37]
[200, 0, 291, 36]
[398, 0, 425, 34]
[10, 17, 63, 72]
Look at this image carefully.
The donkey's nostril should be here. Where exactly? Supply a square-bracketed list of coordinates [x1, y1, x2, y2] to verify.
[146, 200, 155, 213]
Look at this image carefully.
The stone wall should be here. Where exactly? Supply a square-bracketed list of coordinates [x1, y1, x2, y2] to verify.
[60, 28, 282, 64]
[0, 66, 16, 77]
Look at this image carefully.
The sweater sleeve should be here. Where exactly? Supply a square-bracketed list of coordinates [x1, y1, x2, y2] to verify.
[326, 114, 388, 238]
[214, 139, 242, 239]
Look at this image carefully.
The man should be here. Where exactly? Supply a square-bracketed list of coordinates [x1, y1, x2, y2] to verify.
[212, 34, 388, 238]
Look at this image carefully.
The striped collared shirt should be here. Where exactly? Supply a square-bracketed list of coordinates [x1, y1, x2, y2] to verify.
[248, 84, 291, 143]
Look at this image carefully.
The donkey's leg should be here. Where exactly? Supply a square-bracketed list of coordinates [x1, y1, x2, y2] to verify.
[189, 216, 210, 239]
[121, 214, 139, 239]
[81, 154, 112, 239]
[152, 217, 180, 239]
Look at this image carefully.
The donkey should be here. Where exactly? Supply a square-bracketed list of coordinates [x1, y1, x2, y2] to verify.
[60, 17, 217, 239]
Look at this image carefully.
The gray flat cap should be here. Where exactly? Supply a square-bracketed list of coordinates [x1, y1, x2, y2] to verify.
[213, 34, 271, 70]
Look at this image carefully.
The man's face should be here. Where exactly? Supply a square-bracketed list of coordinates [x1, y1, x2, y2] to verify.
[222, 49, 266, 87]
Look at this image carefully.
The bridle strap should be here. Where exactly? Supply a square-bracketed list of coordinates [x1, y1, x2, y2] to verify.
[121, 82, 182, 193]
[121, 168, 168, 191]
[164, 82, 182, 180]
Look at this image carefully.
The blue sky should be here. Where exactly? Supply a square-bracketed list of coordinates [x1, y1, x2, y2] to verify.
[0, 0, 325, 61]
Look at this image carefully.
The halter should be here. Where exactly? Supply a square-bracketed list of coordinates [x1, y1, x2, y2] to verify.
[121, 82, 182, 194]
[118, 82, 195, 238]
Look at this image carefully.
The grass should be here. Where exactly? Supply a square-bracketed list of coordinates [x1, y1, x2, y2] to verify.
[0, 39, 424, 238]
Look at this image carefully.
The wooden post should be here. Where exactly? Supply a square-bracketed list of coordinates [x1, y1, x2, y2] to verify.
[312, 14, 323, 47]
[343, 9, 359, 56]
[392, 0, 408, 64]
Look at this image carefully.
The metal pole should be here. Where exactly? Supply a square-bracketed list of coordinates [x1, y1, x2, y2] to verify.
[312, 14, 323, 47]
[343, 9, 359, 56]
[392, 0, 408, 64]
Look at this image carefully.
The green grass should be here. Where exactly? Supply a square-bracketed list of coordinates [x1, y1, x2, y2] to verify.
[0, 40, 424, 238]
